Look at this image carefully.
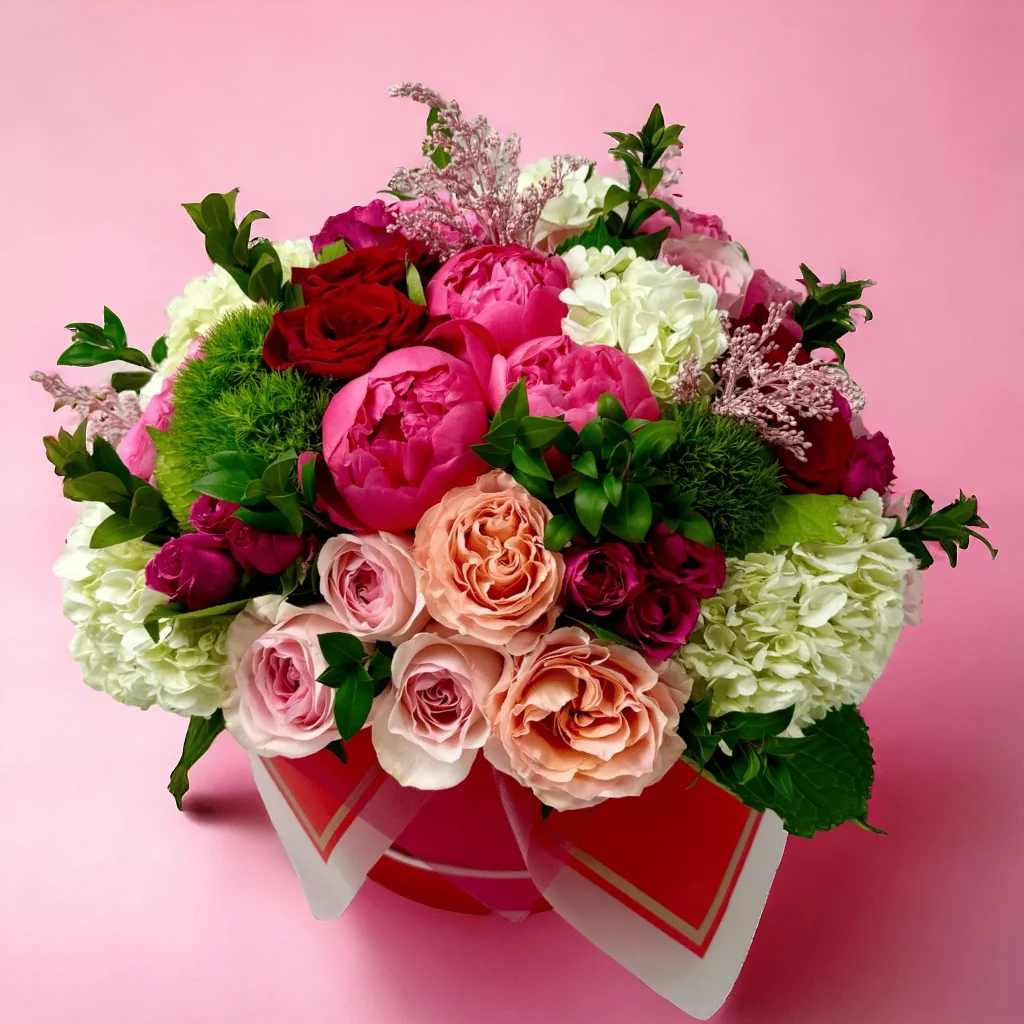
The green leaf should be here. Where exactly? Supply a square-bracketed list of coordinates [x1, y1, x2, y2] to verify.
[564, 615, 638, 648]
[554, 217, 622, 255]
[896, 489, 996, 569]
[543, 513, 578, 552]
[318, 239, 348, 263]
[630, 419, 680, 464]
[713, 704, 878, 838]
[678, 511, 716, 549]
[517, 416, 568, 450]
[90, 437, 135, 490]
[56, 342, 121, 367]
[233, 209, 270, 266]
[117, 347, 157, 369]
[571, 450, 599, 479]
[89, 513, 150, 548]
[603, 482, 652, 543]
[512, 444, 553, 481]
[553, 471, 586, 499]
[596, 393, 627, 423]
[318, 631, 365, 666]
[715, 706, 795, 742]
[492, 378, 529, 427]
[151, 335, 168, 364]
[405, 261, 426, 305]
[63, 471, 130, 503]
[167, 710, 225, 810]
[625, 227, 669, 260]
[603, 184, 638, 213]
[575, 480, 610, 537]
[102, 306, 128, 349]
[300, 455, 317, 504]
[111, 370, 153, 392]
[793, 265, 875, 361]
[758, 494, 848, 550]
[470, 443, 513, 469]
[602, 473, 623, 507]
[333, 676, 374, 742]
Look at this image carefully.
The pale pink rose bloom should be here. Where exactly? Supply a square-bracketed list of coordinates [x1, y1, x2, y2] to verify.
[371, 632, 512, 790]
[660, 236, 753, 317]
[118, 376, 174, 482]
[317, 532, 428, 644]
[483, 627, 692, 811]
[222, 596, 370, 758]
[413, 470, 564, 656]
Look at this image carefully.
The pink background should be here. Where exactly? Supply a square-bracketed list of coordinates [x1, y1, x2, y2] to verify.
[1, 1, 1021, 1021]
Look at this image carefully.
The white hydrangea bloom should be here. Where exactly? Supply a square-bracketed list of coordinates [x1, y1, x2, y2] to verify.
[518, 159, 624, 248]
[677, 492, 917, 730]
[559, 245, 728, 397]
[54, 504, 231, 717]
[143, 238, 315, 402]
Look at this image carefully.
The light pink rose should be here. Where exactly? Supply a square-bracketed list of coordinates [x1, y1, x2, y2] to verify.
[483, 626, 692, 810]
[222, 596, 369, 758]
[489, 335, 660, 428]
[426, 244, 571, 355]
[660, 236, 754, 317]
[321, 346, 489, 532]
[639, 200, 731, 241]
[317, 531, 428, 644]
[371, 632, 512, 789]
[117, 376, 174, 482]
[413, 470, 564, 656]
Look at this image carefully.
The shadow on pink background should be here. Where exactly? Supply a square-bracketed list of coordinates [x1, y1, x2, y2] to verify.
[1, 1, 1021, 1021]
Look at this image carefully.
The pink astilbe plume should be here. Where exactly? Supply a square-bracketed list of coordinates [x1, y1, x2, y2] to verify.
[30, 371, 141, 447]
[674, 303, 865, 460]
[388, 82, 587, 258]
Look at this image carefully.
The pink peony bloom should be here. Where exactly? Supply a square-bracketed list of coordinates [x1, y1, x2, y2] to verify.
[222, 596, 368, 758]
[316, 531, 428, 644]
[311, 199, 394, 255]
[426, 245, 571, 355]
[321, 346, 490, 532]
[117, 376, 174, 482]
[371, 632, 512, 790]
[144, 533, 240, 611]
[489, 335, 660, 428]
[739, 268, 804, 319]
[562, 542, 643, 617]
[660, 236, 753, 318]
[483, 626, 692, 810]
[842, 431, 896, 498]
[423, 318, 500, 397]
[413, 470, 564, 656]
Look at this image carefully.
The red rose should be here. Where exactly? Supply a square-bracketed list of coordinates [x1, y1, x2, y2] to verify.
[776, 395, 857, 494]
[292, 238, 432, 301]
[263, 282, 430, 378]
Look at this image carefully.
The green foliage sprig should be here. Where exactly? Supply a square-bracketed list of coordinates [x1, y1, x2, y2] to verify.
[183, 190, 300, 308]
[42, 421, 178, 548]
[680, 699, 880, 838]
[57, 307, 166, 392]
[472, 381, 714, 550]
[193, 449, 310, 536]
[316, 633, 394, 760]
[555, 104, 683, 260]
[896, 489, 996, 569]
[793, 265, 875, 364]
[168, 710, 224, 810]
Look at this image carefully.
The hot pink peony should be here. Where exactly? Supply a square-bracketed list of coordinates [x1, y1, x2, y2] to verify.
[222, 597, 368, 758]
[489, 335, 659, 428]
[639, 201, 731, 241]
[321, 346, 490, 532]
[426, 245, 571, 354]
[316, 531, 428, 644]
[483, 626, 692, 811]
[311, 199, 394, 255]
[842, 432, 896, 498]
[413, 470, 564, 655]
[371, 632, 511, 790]
[660, 236, 753, 317]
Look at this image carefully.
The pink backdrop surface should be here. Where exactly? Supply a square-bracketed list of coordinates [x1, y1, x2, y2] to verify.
[1, 1, 1021, 1021]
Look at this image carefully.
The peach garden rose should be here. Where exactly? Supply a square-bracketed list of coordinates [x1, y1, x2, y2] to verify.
[483, 626, 692, 811]
[413, 470, 564, 655]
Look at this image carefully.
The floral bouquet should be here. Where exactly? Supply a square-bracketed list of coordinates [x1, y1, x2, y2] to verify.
[35, 83, 995, 1016]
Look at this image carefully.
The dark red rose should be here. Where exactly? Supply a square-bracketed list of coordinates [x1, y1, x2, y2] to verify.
[292, 238, 432, 301]
[616, 581, 700, 660]
[776, 395, 857, 494]
[144, 534, 241, 611]
[189, 495, 240, 534]
[263, 282, 430, 378]
[639, 524, 726, 599]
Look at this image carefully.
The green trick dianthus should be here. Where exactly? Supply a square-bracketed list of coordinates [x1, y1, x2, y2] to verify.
[157, 306, 331, 505]
[662, 400, 782, 557]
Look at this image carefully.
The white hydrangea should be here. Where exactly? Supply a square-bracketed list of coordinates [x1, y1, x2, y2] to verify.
[518, 159, 624, 248]
[143, 238, 315, 402]
[559, 244, 728, 397]
[677, 492, 917, 731]
[54, 504, 231, 717]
